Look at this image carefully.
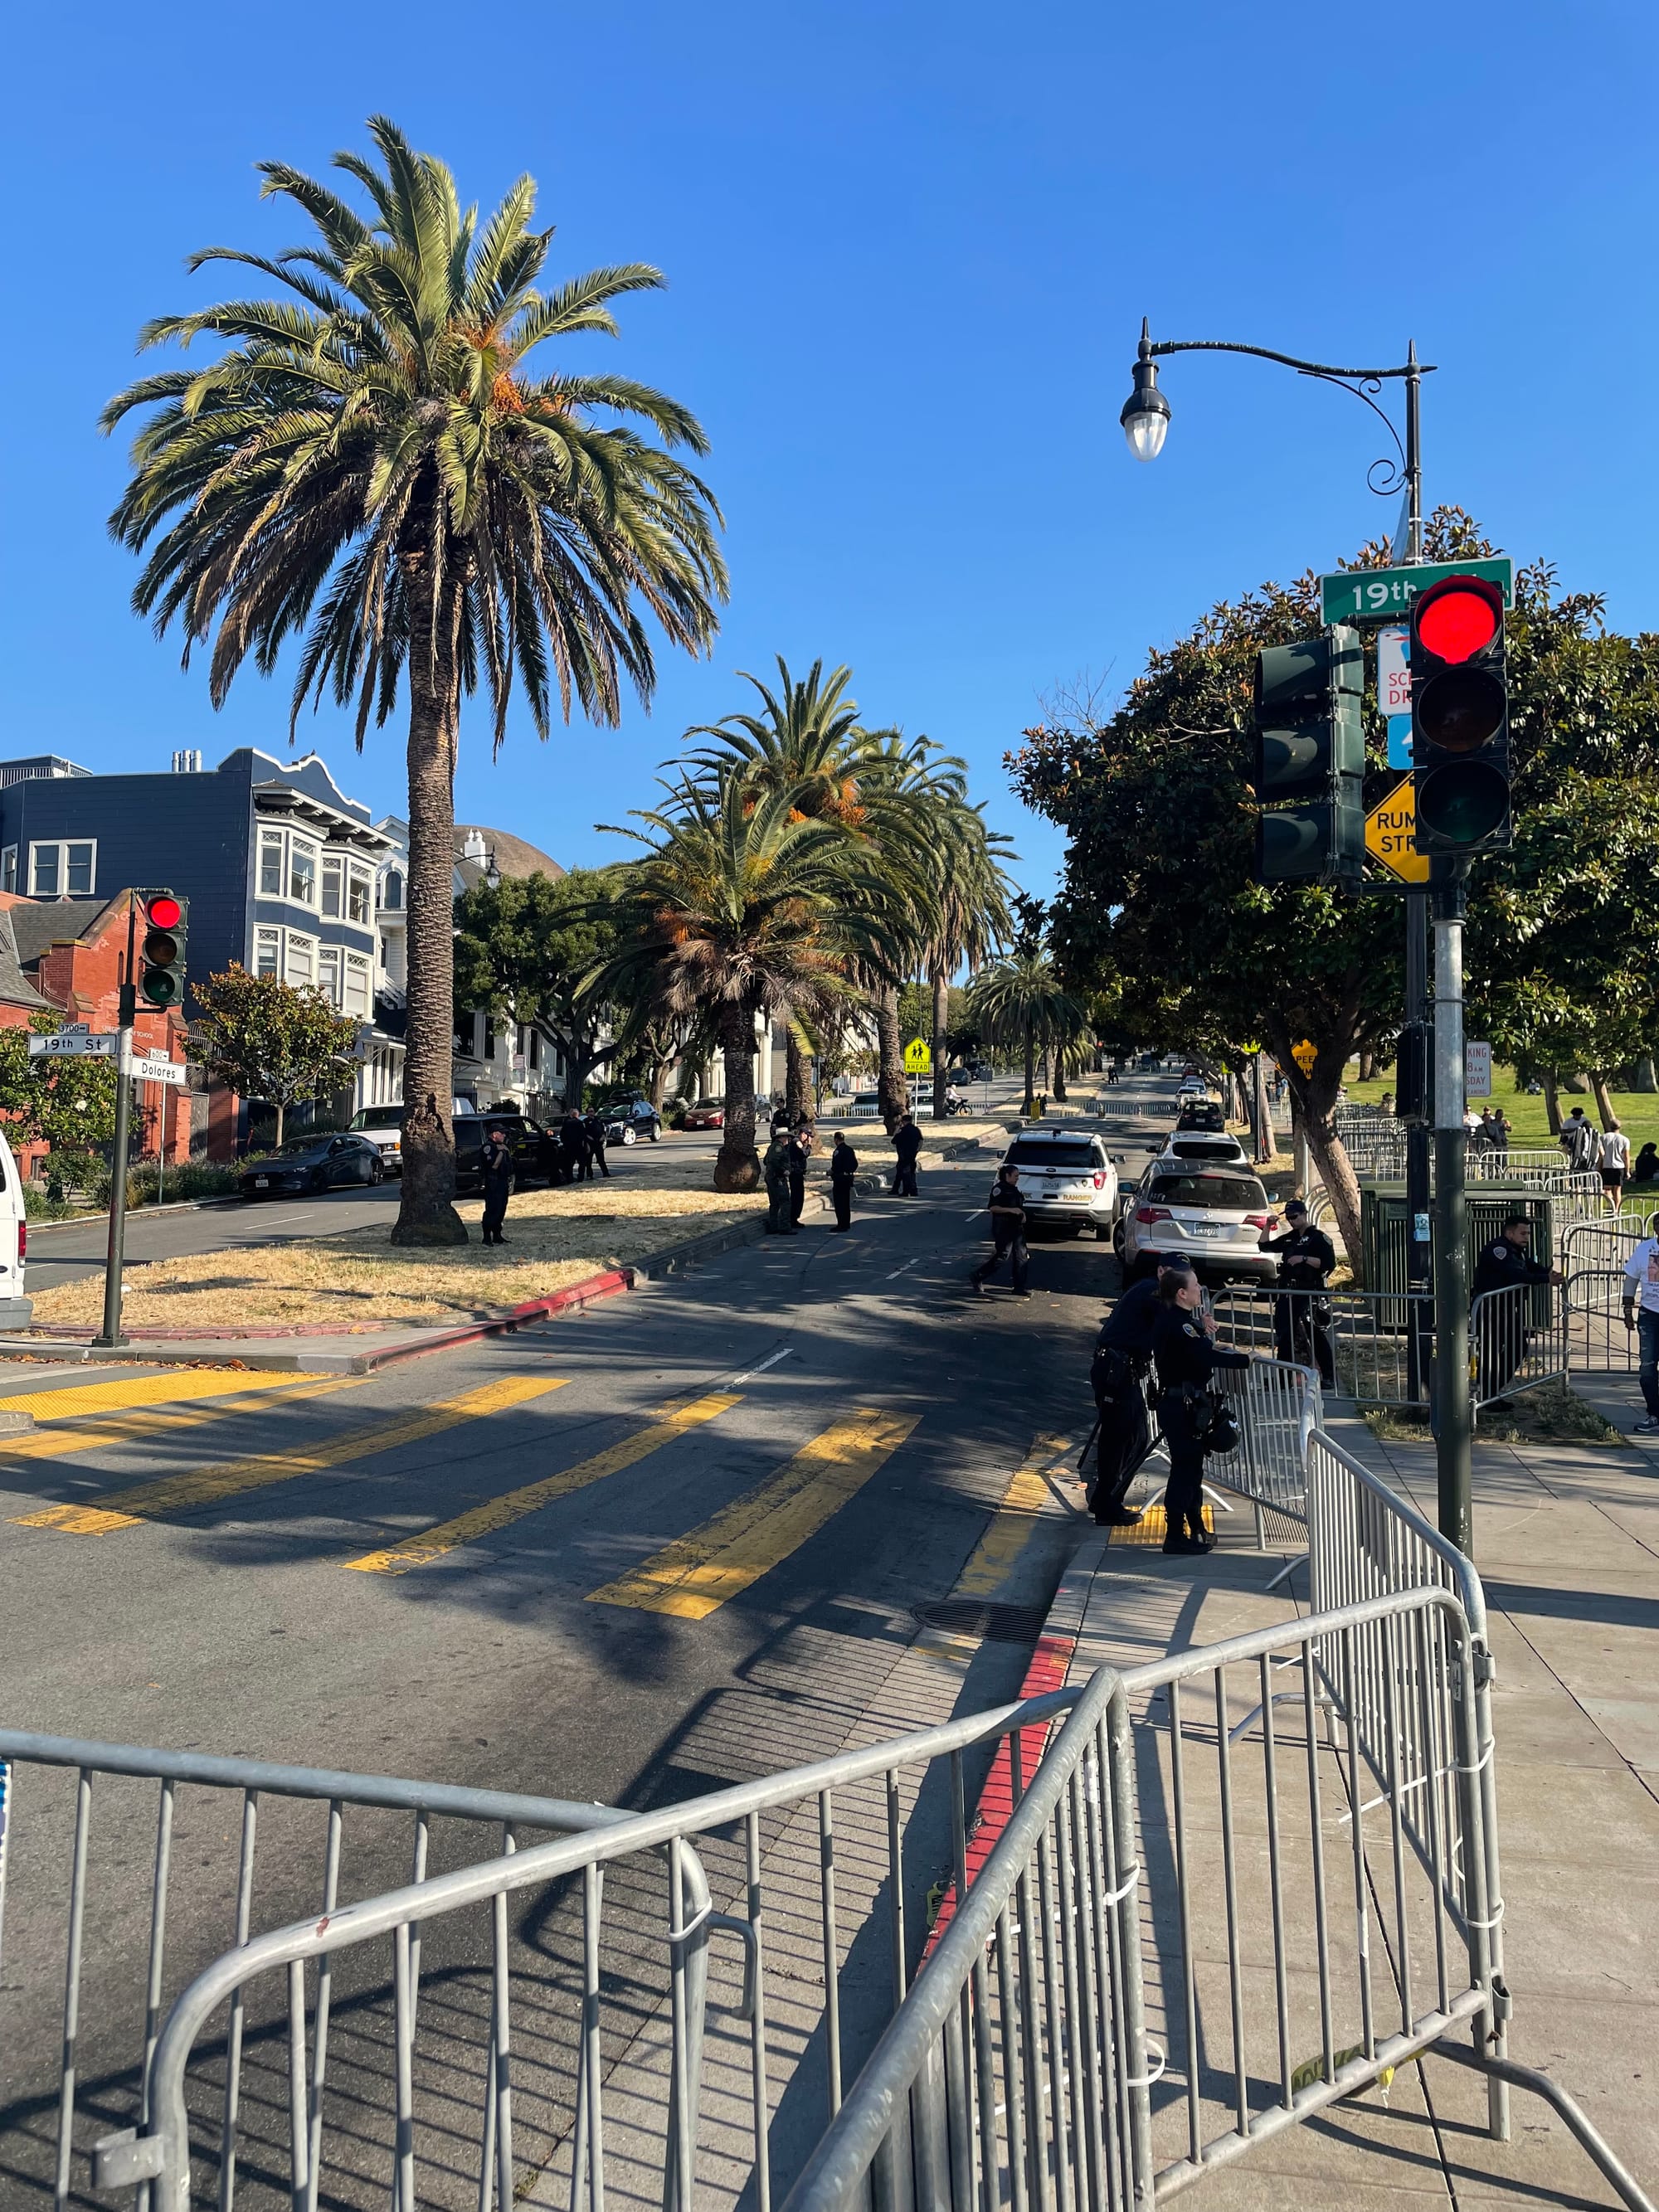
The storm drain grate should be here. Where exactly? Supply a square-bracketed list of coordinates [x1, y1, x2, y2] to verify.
[912, 1599, 1049, 1644]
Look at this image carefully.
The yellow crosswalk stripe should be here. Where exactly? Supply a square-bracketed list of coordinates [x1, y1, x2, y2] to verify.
[0, 1378, 364, 1464]
[12, 1375, 567, 1535]
[0, 1369, 331, 1422]
[586, 1407, 918, 1621]
[343, 1390, 741, 1577]
[951, 1432, 1075, 1601]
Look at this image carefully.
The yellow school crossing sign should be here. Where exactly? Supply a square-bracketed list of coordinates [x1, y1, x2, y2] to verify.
[1365, 775, 1432, 883]
[903, 1038, 932, 1074]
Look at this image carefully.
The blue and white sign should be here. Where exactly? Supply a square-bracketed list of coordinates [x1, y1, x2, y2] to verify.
[1379, 625, 1413, 768]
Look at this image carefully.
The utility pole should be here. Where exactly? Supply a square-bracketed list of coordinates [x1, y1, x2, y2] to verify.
[1400, 346, 1435, 1407]
[92, 896, 139, 1351]
[1433, 863, 1472, 1551]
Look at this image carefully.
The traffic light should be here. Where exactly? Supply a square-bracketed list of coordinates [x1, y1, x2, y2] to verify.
[139, 892, 187, 1009]
[1252, 625, 1365, 884]
[1409, 575, 1511, 854]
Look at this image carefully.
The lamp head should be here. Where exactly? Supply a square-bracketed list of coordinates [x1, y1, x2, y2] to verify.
[1121, 318, 1170, 462]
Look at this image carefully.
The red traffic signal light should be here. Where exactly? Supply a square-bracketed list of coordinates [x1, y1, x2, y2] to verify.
[1409, 575, 1511, 854]
[140, 890, 187, 1009]
[1416, 584, 1499, 664]
[147, 893, 183, 931]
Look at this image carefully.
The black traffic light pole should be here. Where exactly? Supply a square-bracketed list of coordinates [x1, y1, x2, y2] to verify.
[1123, 328, 1474, 1549]
[92, 894, 141, 1350]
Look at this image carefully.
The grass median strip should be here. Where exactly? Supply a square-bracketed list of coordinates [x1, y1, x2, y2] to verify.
[0, 1377, 358, 1466]
[342, 1390, 742, 1577]
[12, 1375, 566, 1535]
[586, 1407, 918, 1621]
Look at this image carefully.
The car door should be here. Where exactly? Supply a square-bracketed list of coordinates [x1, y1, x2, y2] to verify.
[325, 1136, 353, 1187]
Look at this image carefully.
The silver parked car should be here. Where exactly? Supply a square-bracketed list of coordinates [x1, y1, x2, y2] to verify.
[1161, 1130, 1248, 1168]
[1116, 1159, 1277, 1282]
[1001, 1131, 1119, 1237]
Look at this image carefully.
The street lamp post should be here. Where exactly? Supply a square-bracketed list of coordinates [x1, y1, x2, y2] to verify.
[1123, 321, 1472, 1550]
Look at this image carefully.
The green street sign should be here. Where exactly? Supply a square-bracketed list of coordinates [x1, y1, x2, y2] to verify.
[1320, 557, 1513, 628]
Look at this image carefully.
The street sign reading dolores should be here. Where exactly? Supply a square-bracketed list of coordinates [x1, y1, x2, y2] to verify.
[1320, 557, 1512, 628]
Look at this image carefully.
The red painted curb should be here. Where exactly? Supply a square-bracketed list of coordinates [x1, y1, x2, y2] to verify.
[351, 1268, 635, 1369]
[922, 1626, 1078, 1961]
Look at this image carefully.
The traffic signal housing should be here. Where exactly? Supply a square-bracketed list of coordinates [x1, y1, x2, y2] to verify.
[140, 892, 187, 1009]
[1252, 625, 1365, 885]
[1409, 575, 1511, 855]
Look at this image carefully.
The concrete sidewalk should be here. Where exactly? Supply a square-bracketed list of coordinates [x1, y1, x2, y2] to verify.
[1039, 1380, 1657, 2207]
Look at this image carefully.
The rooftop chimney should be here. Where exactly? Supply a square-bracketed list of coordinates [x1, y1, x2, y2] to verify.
[171, 749, 203, 773]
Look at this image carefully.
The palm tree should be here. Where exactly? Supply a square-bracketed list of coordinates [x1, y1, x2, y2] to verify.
[921, 803, 1014, 1117]
[595, 774, 893, 1189]
[103, 117, 725, 1243]
[968, 951, 1090, 1116]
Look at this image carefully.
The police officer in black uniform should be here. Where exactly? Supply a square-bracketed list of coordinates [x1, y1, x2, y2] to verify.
[1258, 1198, 1336, 1387]
[1151, 1270, 1250, 1555]
[1471, 1214, 1559, 1403]
[1085, 1254, 1194, 1525]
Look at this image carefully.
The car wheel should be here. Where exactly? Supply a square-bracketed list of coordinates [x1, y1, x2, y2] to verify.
[309, 1169, 328, 1194]
[622, 1125, 637, 1145]
[368, 1160, 385, 1185]
[1112, 1221, 1126, 1257]
[649, 1124, 660, 1141]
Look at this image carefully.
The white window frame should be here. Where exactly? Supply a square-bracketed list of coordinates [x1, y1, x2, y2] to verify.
[344, 952, 372, 1019]
[318, 946, 343, 1006]
[288, 837, 319, 908]
[381, 868, 405, 912]
[259, 827, 285, 897]
[347, 863, 372, 926]
[284, 930, 317, 987]
[0, 847, 15, 894]
[28, 839, 97, 899]
[321, 853, 343, 919]
[255, 926, 281, 979]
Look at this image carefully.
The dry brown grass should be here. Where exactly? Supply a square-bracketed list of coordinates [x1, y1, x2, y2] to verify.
[29, 1186, 766, 1331]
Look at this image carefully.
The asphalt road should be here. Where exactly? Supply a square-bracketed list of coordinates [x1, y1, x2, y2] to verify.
[0, 1082, 1178, 2209]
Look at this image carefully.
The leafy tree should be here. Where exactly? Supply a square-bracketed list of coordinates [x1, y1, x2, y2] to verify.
[452, 868, 624, 1108]
[595, 773, 894, 1189]
[0, 1015, 119, 1178]
[103, 116, 726, 1247]
[192, 968, 360, 1146]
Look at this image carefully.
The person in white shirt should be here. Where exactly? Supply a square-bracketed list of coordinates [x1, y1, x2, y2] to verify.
[1599, 1119, 1632, 1210]
[1621, 1216, 1659, 1433]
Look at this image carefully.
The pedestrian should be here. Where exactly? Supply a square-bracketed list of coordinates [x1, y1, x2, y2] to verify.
[1620, 1213, 1659, 1434]
[1599, 1117, 1632, 1211]
[891, 1111, 923, 1197]
[479, 1122, 513, 1245]
[1084, 1253, 1194, 1526]
[1561, 1106, 1599, 1174]
[584, 1108, 612, 1179]
[1490, 1106, 1511, 1169]
[1632, 1142, 1659, 1190]
[1258, 1198, 1337, 1387]
[829, 1131, 859, 1231]
[788, 1125, 813, 1224]
[1471, 1214, 1561, 1405]
[762, 1130, 795, 1235]
[970, 1163, 1029, 1296]
[559, 1111, 588, 1184]
[1151, 1269, 1251, 1557]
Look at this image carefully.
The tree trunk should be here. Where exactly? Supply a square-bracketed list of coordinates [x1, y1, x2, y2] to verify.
[931, 966, 950, 1120]
[1053, 1047, 1068, 1102]
[876, 989, 905, 1131]
[1591, 1070, 1616, 1126]
[274, 1100, 285, 1148]
[1297, 1060, 1365, 1286]
[393, 567, 467, 1247]
[713, 1002, 761, 1191]
[1022, 1023, 1036, 1116]
[785, 1028, 810, 1127]
[1358, 1050, 1378, 1083]
[1252, 1053, 1275, 1165]
[1633, 1056, 1657, 1095]
[1541, 1072, 1561, 1135]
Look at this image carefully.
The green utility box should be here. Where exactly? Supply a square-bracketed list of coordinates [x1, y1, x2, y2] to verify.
[1359, 1184, 1554, 1326]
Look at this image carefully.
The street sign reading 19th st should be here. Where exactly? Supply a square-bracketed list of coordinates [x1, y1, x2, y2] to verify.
[1320, 557, 1513, 628]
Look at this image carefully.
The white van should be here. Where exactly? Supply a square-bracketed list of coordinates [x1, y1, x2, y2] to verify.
[0, 1129, 31, 1330]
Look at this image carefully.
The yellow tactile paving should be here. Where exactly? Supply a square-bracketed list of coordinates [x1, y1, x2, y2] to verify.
[343, 1390, 741, 1578]
[586, 1407, 918, 1621]
[12, 1374, 568, 1535]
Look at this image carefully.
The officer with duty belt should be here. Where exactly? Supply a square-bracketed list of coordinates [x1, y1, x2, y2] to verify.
[1471, 1213, 1559, 1404]
[1085, 1253, 1192, 1526]
[1258, 1198, 1336, 1387]
[1152, 1271, 1252, 1557]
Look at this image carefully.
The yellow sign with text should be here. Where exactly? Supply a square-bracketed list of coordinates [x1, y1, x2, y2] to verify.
[1365, 777, 1432, 883]
[903, 1038, 932, 1074]
[1292, 1039, 1318, 1077]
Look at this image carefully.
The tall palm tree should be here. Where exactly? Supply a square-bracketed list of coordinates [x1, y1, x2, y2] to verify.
[595, 774, 893, 1189]
[968, 951, 1090, 1116]
[921, 802, 1014, 1117]
[103, 116, 725, 1243]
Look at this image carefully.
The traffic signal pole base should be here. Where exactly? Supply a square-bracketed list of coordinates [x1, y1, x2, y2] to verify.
[1432, 877, 1472, 1556]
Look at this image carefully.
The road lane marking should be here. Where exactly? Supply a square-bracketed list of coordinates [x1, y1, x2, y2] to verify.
[586, 1407, 918, 1621]
[951, 1432, 1078, 1602]
[884, 1258, 919, 1281]
[729, 1349, 791, 1384]
[12, 1376, 567, 1535]
[0, 1370, 334, 1423]
[343, 1390, 742, 1577]
[0, 1377, 364, 1466]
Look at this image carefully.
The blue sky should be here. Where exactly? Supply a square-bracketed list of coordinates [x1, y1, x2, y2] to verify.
[4, 1, 1653, 897]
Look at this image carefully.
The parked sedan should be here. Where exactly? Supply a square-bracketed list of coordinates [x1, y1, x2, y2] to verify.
[1000, 1132, 1119, 1237]
[679, 1102, 725, 1130]
[1115, 1161, 1277, 1283]
[1162, 1131, 1248, 1168]
[241, 1134, 385, 1199]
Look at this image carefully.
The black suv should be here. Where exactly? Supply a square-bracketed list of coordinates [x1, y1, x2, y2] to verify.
[453, 1113, 552, 1193]
[601, 1096, 663, 1146]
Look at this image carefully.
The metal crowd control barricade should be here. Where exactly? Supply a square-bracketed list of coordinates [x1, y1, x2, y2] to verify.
[1203, 1358, 1321, 1541]
[1563, 1211, 1657, 1376]
[0, 1731, 718, 2212]
[1469, 1281, 1569, 1415]
[1211, 1286, 1433, 1408]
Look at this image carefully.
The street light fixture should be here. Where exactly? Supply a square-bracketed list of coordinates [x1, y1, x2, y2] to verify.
[1120, 323, 1170, 461]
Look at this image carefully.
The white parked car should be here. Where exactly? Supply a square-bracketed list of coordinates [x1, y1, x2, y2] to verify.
[1000, 1130, 1119, 1237]
[1161, 1131, 1248, 1168]
[1116, 1159, 1277, 1283]
[0, 1127, 28, 1329]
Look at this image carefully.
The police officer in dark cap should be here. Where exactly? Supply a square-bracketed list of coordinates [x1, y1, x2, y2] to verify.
[1471, 1214, 1560, 1403]
[1084, 1252, 1195, 1524]
[1258, 1198, 1336, 1387]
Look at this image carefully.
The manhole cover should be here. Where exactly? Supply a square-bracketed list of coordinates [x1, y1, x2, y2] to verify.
[913, 1599, 1049, 1644]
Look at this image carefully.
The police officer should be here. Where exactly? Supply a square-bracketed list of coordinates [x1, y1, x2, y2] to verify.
[892, 1112, 923, 1197]
[829, 1131, 859, 1231]
[1086, 1253, 1194, 1525]
[1151, 1270, 1250, 1555]
[788, 1125, 813, 1225]
[479, 1123, 513, 1246]
[1258, 1198, 1336, 1387]
[971, 1164, 1029, 1295]
[1472, 1215, 1559, 1403]
[762, 1130, 795, 1235]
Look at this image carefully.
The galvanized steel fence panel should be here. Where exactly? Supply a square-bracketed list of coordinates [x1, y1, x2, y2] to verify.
[1211, 1287, 1432, 1408]
[1470, 1283, 1569, 1412]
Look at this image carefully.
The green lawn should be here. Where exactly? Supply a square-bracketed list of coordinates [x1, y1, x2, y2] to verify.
[1341, 1062, 1659, 1158]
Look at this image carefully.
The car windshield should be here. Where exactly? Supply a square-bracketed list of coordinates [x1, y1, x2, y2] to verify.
[1008, 1141, 1098, 1169]
[1148, 1174, 1265, 1211]
[254, 1140, 325, 1160]
[350, 1108, 403, 1129]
